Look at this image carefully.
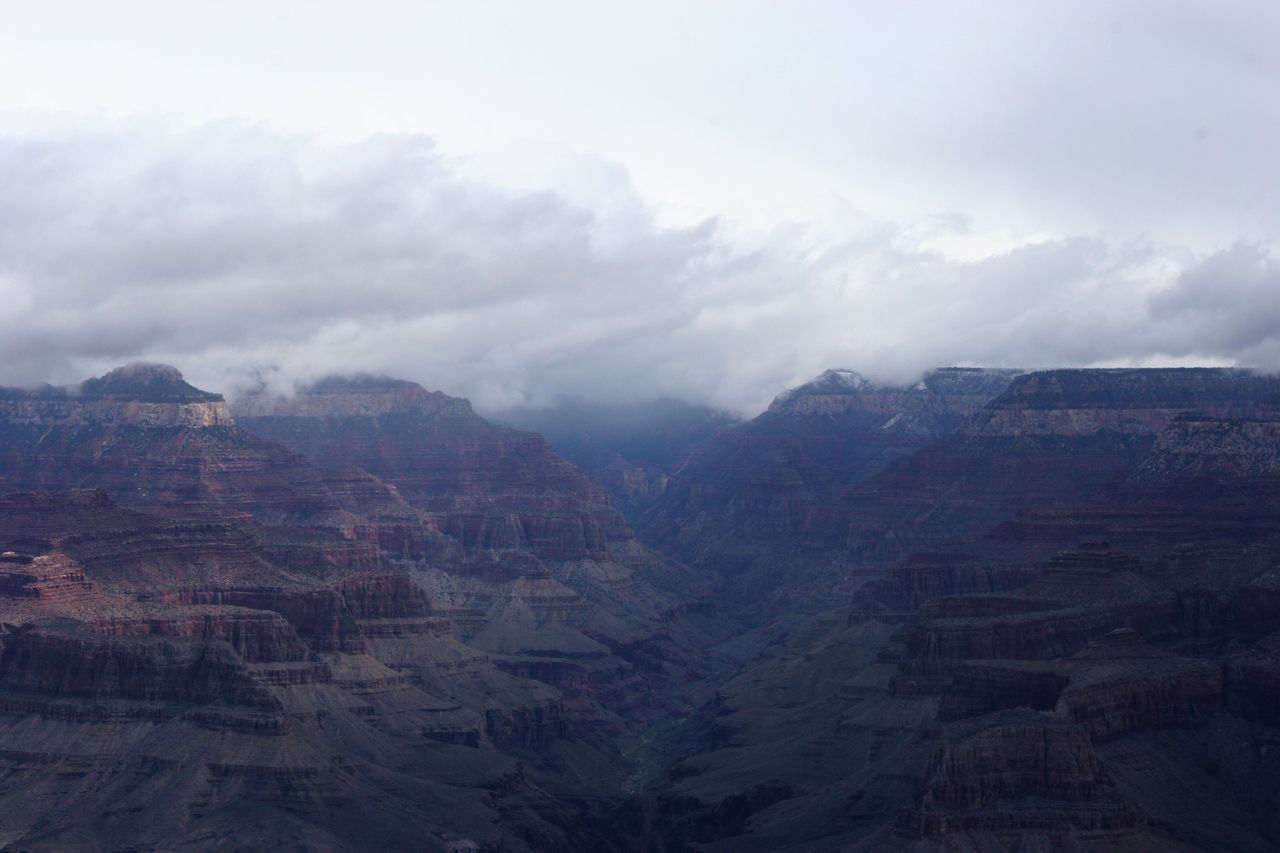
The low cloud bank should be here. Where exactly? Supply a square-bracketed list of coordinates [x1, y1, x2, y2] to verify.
[0, 121, 1272, 415]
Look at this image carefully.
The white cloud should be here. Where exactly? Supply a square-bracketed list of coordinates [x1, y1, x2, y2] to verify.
[0, 120, 1275, 416]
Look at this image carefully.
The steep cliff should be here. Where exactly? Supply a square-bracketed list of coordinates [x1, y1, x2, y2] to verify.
[638, 367, 1022, 607]
[233, 376, 707, 644]
[0, 366, 715, 851]
[0, 364, 341, 525]
[235, 376, 639, 557]
[639, 368, 1280, 852]
[10, 363, 1280, 850]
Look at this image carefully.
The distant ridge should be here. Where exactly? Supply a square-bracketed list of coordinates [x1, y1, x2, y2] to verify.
[78, 363, 224, 402]
[0, 363, 222, 404]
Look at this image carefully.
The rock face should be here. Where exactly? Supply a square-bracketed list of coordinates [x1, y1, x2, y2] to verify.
[1057, 631, 1222, 740]
[638, 367, 1022, 606]
[0, 621, 286, 707]
[904, 714, 1141, 840]
[0, 363, 233, 427]
[12, 362, 1280, 851]
[0, 364, 338, 524]
[766, 367, 1019, 420]
[0, 489, 299, 591]
[835, 368, 1280, 571]
[962, 367, 1277, 436]
[232, 375, 703, 660]
[936, 630, 1223, 740]
[0, 551, 98, 610]
[235, 376, 631, 559]
[0, 364, 716, 851]
[635, 367, 1280, 852]
[1225, 634, 1280, 725]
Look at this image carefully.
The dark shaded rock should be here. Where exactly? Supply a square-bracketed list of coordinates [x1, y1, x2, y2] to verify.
[0, 622, 281, 709]
[904, 715, 1142, 838]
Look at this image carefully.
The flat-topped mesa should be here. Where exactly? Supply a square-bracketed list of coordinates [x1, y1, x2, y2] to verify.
[825, 368, 1280, 570]
[0, 363, 233, 428]
[233, 374, 475, 419]
[78, 363, 222, 403]
[964, 367, 1280, 437]
[766, 367, 1022, 422]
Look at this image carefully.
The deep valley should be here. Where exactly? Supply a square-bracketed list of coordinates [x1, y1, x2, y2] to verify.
[2, 362, 1280, 851]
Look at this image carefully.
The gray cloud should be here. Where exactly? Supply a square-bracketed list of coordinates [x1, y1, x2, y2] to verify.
[1148, 245, 1280, 365]
[0, 121, 1274, 415]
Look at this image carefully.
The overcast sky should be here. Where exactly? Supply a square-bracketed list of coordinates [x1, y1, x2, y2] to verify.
[1, 1, 1277, 414]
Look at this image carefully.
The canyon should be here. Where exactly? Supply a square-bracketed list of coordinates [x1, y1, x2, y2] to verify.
[2, 362, 1280, 850]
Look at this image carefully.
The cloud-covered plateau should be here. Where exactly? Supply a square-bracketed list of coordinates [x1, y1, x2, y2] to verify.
[0, 120, 1274, 415]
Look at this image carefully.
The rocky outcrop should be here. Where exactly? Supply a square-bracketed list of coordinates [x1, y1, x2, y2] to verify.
[88, 608, 311, 664]
[0, 622, 281, 709]
[904, 714, 1141, 839]
[938, 661, 1070, 721]
[337, 573, 432, 620]
[484, 701, 568, 748]
[179, 588, 367, 653]
[233, 375, 475, 419]
[234, 376, 633, 561]
[0, 367, 342, 525]
[0, 551, 97, 608]
[0, 490, 301, 591]
[906, 599, 1177, 665]
[0, 397, 233, 428]
[767, 367, 1020, 420]
[1057, 636, 1222, 740]
[837, 369, 1280, 570]
[860, 553, 1042, 614]
[937, 631, 1222, 736]
[643, 369, 1280, 852]
[639, 368, 1022, 603]
[175, 573, 447, 658]
[0, 363, 232, 427]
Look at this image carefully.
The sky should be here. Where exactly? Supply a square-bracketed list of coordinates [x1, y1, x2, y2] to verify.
[0, 0, 1278, 415]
